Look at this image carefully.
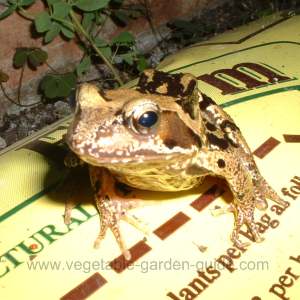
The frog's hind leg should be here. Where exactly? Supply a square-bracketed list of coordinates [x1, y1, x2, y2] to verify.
[90, 167, 148, 260]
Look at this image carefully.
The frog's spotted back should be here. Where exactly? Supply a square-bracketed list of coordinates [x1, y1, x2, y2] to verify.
[137, 69, 200, 120]
[137, 69, 196, 98]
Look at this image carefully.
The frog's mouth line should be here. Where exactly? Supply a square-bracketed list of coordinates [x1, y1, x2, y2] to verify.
[67, 140, 198, 167]
[76, 151, 185, 166]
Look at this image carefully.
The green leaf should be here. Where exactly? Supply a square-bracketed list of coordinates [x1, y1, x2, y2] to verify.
[117, 53, 134, 65]
[0, 5, 16, 20]
[74, 0, 110, 12]
[19, 0, 35, 6]
[63, 72, 77, 87]
[60, 73, 77, 96]
[112, 10, 130, 26]
[94, 37, 108, 48]
[28, 48, 48, 68]
[44, 22, 61, 43]
[13, 48, 28, 68]
[112, 31, 135, 45]
[40, 73, 76, 99]
[99, 47, 112, 60]
[52, 2, 71, 19]
[40, 75, 58, 99]
[34, 11, 52, 33]
[0, 70, 9, 83]
[61, 23, 74, 39]
[46, 0, 60, 5]
[76, 56, 91, 77]
[137, 56, 148, 72]
[82, 12, 95, 31]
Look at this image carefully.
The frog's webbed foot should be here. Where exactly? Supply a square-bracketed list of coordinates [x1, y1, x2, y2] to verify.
[230, 204, 264, 248]
[223, 157, 288, 246]
[229, 175, 288, 247]
[94, 195, 141, 260]
[91, 168, 148, 260]
[212, 202, 264, 248]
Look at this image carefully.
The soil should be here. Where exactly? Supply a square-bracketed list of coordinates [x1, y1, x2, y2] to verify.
[0, 0, 299, 150]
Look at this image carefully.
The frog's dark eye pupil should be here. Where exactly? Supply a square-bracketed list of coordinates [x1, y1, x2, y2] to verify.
[138, 111, 158, 128]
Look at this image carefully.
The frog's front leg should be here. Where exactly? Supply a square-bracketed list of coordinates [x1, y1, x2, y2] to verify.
[198, 151, 263, 248]
[225, 163, 263, 248]
[89, 167, 146, 260]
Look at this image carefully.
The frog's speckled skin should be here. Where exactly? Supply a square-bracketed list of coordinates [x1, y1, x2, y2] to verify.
[65, 69, 287, 259]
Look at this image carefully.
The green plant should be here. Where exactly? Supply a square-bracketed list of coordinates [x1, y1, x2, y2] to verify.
[0, 0, 148, 101]
[0, 47, 49, 106]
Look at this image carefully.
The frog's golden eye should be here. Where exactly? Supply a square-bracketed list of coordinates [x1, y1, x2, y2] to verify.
[130, 103, 160, 135]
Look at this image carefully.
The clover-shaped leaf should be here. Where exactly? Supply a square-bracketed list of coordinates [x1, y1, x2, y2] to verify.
[40, 72, 77, 99]
[74, 0, 110, 12]
[13, 48, 28, 68]
[28, 48, 48, 68]
[13, 48, 48, 69]
[112, 31, 135, 45]
[34, 11, 52, 33]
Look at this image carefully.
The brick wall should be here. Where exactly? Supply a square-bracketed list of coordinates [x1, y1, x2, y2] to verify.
[0, 0, 224, 114]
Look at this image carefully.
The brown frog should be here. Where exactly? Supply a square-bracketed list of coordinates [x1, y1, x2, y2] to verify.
[65, 69, 287, 259]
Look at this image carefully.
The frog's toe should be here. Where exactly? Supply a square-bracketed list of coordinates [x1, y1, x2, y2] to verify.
[94, 194, 147, 260]
[254, 235, 265, 243]
[93, 221, 109, 249]
[231, 228, 250, 248]
[64, 213, 71, 225]
[94, 211, 132, 260]
[257, 178, 289, 207]
[64, 200, 76, 225]
[255, 197, 268, 210]
[231, 204, 264, 247]
[110, 224, 132, 260]
[233, 238, 251, 249]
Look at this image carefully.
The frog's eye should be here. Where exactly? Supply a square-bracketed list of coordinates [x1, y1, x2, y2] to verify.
[138, 111, 158, 127]
[130, 104, 160, 135]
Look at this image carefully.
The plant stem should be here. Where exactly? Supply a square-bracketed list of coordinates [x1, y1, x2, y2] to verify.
[17, 6, 35, 21]
[0, 83, 40, 107]
[17, 65, 25, 104]
[18, 6, 74, 30]
[69, 10, 123, 86]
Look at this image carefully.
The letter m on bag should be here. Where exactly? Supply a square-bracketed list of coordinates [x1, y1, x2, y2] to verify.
[197, 62, 291, 94]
